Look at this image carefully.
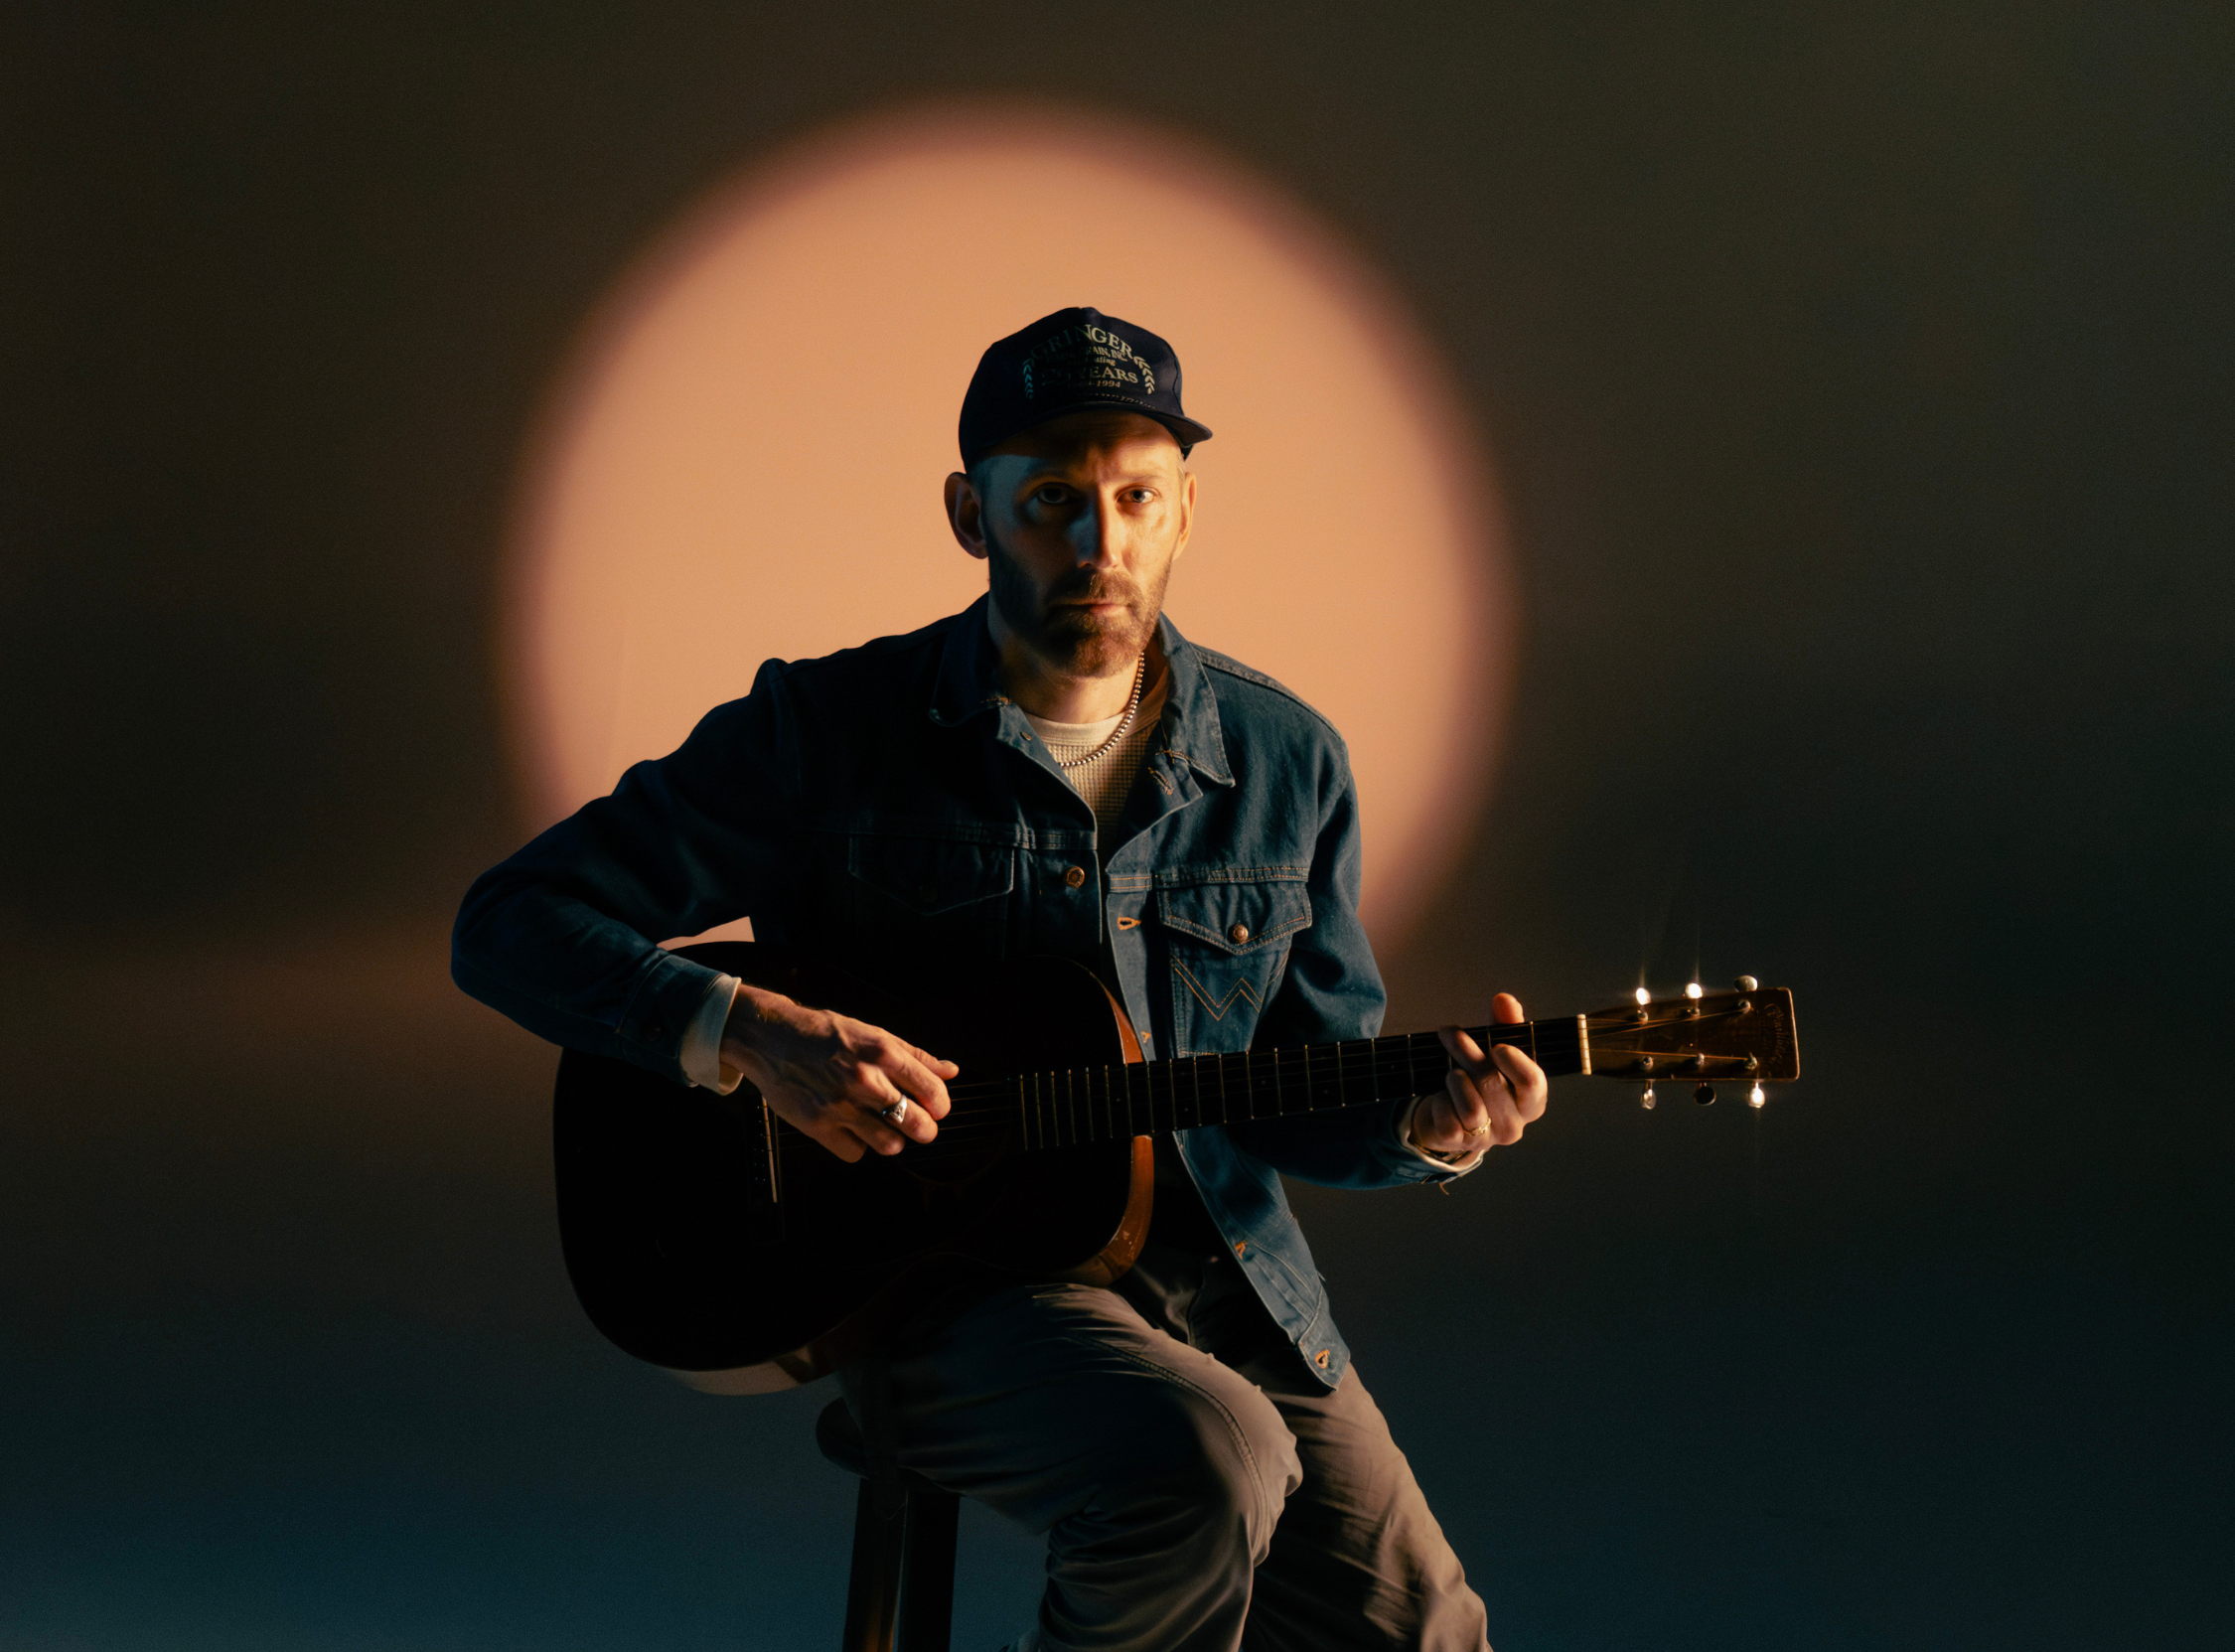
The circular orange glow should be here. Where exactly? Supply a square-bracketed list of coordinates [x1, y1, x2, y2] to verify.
[508, 102, 1515, 951]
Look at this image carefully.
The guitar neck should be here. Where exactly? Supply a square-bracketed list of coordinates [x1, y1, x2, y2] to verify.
[1015, 1018, 1588, 1150]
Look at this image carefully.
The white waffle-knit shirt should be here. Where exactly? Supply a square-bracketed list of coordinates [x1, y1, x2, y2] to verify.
[1022, 665, 1172, 848]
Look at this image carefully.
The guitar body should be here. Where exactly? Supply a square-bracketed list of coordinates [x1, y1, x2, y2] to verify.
[552, 942, 1152, 1391]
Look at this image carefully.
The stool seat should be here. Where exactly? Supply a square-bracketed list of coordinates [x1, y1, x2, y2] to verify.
[818, 1398, 959, 1652]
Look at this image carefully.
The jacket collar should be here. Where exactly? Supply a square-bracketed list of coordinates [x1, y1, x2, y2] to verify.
[928, 596, 1232, 789]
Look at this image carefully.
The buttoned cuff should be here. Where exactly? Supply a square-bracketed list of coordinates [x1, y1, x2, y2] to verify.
[678, 975, 745, 1093]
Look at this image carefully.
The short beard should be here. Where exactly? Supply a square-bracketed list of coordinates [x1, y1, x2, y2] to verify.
[984, 525, 1167, 679]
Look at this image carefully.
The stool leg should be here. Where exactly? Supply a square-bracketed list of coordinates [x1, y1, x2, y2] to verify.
[839, 1479, 905, 1652]
[895, 1488, 960, 1652]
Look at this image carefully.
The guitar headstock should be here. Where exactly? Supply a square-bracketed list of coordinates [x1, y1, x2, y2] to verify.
[1584, 979, 1799, 1103]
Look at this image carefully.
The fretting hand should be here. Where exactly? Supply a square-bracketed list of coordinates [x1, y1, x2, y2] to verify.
[718, 983, 958, 1162]
[1409, 992, 1549, 1158]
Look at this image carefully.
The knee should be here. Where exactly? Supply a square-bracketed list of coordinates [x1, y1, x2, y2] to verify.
[1115, 1378, 1300, 1560]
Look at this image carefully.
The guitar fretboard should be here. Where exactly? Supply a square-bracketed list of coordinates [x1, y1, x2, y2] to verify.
[1016, 1018, 1587, 1149]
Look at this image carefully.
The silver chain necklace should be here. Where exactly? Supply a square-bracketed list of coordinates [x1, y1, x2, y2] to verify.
[1054, 652, 1147, 770]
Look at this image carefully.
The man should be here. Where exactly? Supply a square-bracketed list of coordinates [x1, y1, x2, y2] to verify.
[454, 306, 1547, 1650]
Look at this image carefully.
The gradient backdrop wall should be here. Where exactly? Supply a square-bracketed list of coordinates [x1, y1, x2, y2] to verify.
[2, 5, 2228, 1649]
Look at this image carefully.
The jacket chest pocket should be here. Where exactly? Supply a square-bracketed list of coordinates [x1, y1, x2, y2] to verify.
[840, 833, 1017, 970]
[1158, 877, 1312, 1055]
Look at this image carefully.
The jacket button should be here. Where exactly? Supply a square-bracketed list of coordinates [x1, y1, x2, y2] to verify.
[1228, 923, 1250, 944]
[1314, 1349, 1331, 1368]
[1234, 1241, 1247, 1258]
[1064, 865, 1087, 888]
[644, 1022, 666, 1042]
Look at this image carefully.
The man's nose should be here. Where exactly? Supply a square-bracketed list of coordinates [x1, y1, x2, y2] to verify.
[1070, 495, 1122, 566]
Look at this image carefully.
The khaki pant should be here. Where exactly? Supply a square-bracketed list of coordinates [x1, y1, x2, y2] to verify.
[846, 1245, 1490, 1652]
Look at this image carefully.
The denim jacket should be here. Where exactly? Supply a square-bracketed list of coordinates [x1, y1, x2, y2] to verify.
[452, 598, 1465, 1387]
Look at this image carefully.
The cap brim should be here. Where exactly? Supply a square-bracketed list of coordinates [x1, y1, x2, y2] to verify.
[968, 398, 1213, 461]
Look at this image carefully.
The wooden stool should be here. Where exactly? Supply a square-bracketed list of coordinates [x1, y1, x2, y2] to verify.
[817, 1397, 960, 1652]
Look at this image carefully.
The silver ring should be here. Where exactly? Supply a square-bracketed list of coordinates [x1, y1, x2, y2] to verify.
[881, 1097, 912, 1127]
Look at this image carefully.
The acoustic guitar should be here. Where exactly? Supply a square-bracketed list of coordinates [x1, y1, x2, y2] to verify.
[552, 942, 1799, 1393]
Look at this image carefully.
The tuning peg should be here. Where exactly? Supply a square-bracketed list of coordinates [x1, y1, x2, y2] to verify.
[1640, 1086, 1657, 1110]
[1684, 981, 1703, 1000]
[1633, 986, 1651, 1006]
[1748, 1084, 1767, 1108]
[1734, 975, 1758, 991]
[1693, 1083, 1715, 1105]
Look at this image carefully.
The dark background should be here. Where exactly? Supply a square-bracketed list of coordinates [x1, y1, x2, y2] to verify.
[4, 3, 2229, 1647]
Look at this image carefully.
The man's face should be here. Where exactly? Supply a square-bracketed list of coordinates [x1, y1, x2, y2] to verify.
[947, 411, 1196, 679]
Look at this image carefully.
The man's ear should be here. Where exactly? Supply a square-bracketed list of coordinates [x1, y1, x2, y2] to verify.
[1170, 469, 1198, 564]
[945, 471, 989, 561]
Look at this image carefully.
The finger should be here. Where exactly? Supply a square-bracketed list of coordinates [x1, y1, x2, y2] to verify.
[1440, 1069, 1494, 1144]
[1437, 1024, 1490, 1073]
[1437, 1023, 1509, 1095]
[890, 1047, 956, 1121]
[871, 1061, 946, 1140]
[1414, 1088, 1460, 1151]
[844, 1106, 912, 1157]
[1491, 1042, 1549, 1123]
[1491, 991, 1526, 1025]
[1482, 1069, 1526, 1145]
[812, 1120, 867, 1163]
[852, 1082, 936, 1149]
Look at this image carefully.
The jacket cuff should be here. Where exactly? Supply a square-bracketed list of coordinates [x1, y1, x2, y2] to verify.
[1356, 1096, 1476, 1184]
[1391, 1094, 1486, 1174]
[621, 951, 734, 1080]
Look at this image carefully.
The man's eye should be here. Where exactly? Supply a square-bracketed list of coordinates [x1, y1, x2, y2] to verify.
[1034, 486, 1070, 506]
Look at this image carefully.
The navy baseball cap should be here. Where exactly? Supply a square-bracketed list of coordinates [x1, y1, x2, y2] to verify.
[959, 306, 1214, 464]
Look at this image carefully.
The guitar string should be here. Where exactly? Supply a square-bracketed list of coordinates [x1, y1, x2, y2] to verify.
[896, 1003, 1736, 1114]
[916, 1017, 1586, 1111]
[763, 1025, 1600, 1164]
[756, 1008, 1751, 1165]
[765, 1041, 1465, 1170]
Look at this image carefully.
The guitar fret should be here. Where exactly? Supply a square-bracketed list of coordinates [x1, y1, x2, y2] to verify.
[1012, 1014, 1584, 1153]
